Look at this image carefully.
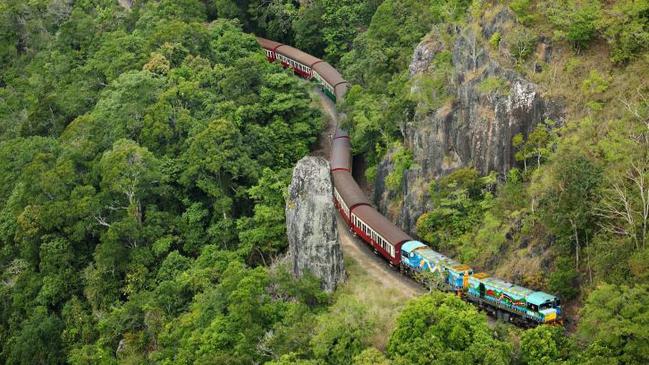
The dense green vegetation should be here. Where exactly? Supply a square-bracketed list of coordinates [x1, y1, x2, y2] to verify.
[0, 1, 332, 363]
[341, 0, 649, 363]
[2, 0, 648, 364]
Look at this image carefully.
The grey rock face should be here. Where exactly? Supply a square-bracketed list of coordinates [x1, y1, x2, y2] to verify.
[375, 10, 563, 234]
[286, 156, 345, 292]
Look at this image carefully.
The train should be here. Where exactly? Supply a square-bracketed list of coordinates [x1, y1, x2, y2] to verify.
[256, 37, 562, 327]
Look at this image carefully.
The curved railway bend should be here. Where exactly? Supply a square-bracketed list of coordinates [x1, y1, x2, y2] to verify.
[261, 37, 562, 327]
[312, 88, 424, 299]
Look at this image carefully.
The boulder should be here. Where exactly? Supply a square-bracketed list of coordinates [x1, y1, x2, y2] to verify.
[286, 156, 345, 292]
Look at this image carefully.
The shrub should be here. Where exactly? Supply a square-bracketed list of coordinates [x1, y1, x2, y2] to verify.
[385, 143, 413, 192]
[489, 32, 502, 48]
[388, 293, 511, 364]
[507, 28, 538, 62]
[568, 2, 601, 50]
[478, 76, 509, 95]
[364, 164, 377, 183]
[599, 0, 649, 63]
[547, 1, 601, 50]
[510, 0, 536, 24]
[548, 256, 580, 300]
[581, 69, 610, 96]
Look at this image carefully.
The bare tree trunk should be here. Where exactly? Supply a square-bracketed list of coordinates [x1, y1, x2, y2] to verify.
[571, 219, 580, 270]
[523, 158, 527, 173]
[586, 239, 593, 284]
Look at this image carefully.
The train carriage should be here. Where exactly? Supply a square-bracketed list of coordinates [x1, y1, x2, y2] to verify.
[312, 62, 349, 101]
[256, 37, 283, 61]
[331, 171, 370, 226]
[351, 205, 412, 266]
[330, 137, 352, 172]
[274, 44, 321, 79]
[333, 127, 349, 139]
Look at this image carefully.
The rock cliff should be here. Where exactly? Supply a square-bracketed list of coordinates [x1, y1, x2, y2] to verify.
[286, 156, 345, 292]
[374, 10, 563, 234]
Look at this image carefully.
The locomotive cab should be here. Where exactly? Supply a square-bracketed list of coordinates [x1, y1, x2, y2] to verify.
[526, 291, 561, 323]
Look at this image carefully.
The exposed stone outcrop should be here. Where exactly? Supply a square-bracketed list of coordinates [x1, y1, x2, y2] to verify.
[118, 0, 133, 10]
[286, 156, 345, 292]
[375, 10, 563, 234]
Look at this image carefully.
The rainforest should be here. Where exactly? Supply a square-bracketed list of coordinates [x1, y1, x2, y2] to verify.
[1, 1, 648, 365]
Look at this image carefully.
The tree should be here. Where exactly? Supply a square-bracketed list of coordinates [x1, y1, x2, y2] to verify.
[520, 325, 571, 365]
[387, 292, 511, 365]
[4, 306, 65, 365]
[599, 156, 649, 252]
[292, 2, 326, 58]
[506, 27, 537, 62]
[539, 151, 602, 278]
[513, 120, 557, 173]
[353, 347, 390, 365]
[548, 256, 579, 301]
[311, 296, 373, 365]
[546, 1, 601, 51]
[599, 0, 649, 63]
[237, 168, 291, 264]
[577, 284, 649, 365]
[248, 0, 298, 44]
[96, 139, 161, 245]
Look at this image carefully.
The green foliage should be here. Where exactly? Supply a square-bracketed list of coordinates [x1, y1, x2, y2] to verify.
[576, 284, 649, 364]
[548, 256, 580, 301]
[320, 0, 381, 63]
[311, 295, 373, 365]
[353, 347, 390, 365]
[581, 70, 610, 111]
[388, 292, 511, 365]
[292, 2, 327, 58]
[538, 150, 602, 273]
[4, 306, 65, 365]
[237, 167, 292, 264]
[408, 50, 454, 112]
[512, 120, 557, 173]
[417, 167, 496, 252]
[599, 0, 649, 63]
[519, 325, 572, 365]
[385, 143, 413, 193]
[0, 4, 325, 363]
[489, 32, 502, 49]
[581, 69, 610, 95]
[546, 1, 602, 50]
[506, 27, 538, 63]
[478, 76, 509, 95]
[364, 164, 378, 184]
[248, 0, 299, 44]
[510, 0, 536, 25]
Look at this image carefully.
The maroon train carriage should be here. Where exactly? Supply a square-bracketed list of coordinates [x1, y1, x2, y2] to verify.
[312, 61, 349, 101]
[333, 126, 349, 140]
[275, 44, 322, 79]
[330, 137, 352, 172]
[351, 205, 413, 266]
[334, 82, 349, 101]
[257, 37, 323, 78]
[332, 171, 370, 226]
[256, 37, 350, 101]
[257, 37, 283, 62]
